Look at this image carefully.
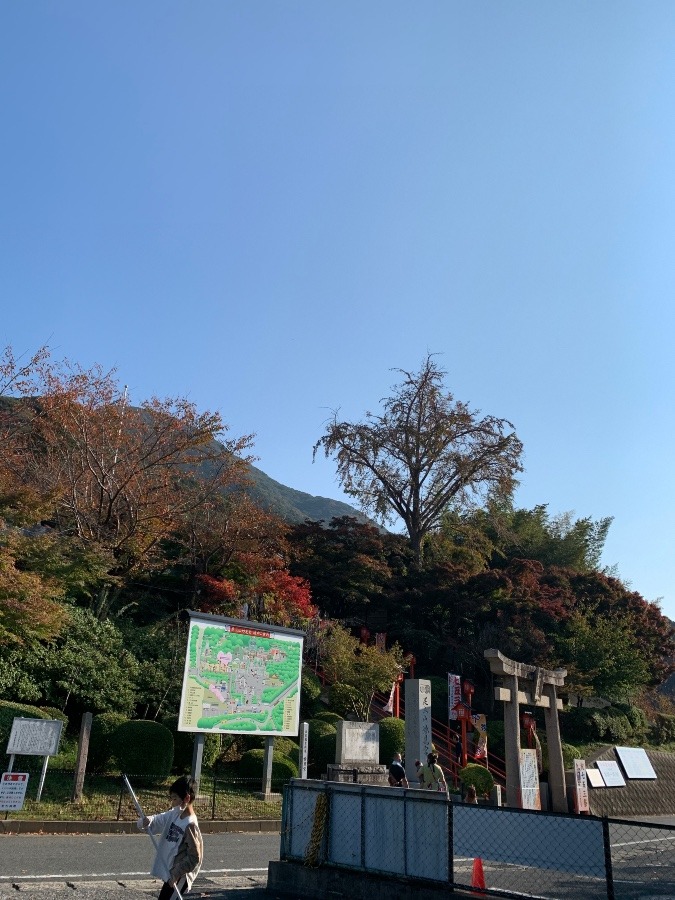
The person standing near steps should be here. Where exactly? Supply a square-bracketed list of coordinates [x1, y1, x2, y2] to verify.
[138, 775, 203, 900]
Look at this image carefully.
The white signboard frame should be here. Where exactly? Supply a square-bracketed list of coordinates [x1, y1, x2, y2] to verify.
[178, 612, 304, 737]
[615, 746, 657, 779]
[0, 772, 29, 810]
[7, 718, 63, 757]
[596, 760, 626, 787]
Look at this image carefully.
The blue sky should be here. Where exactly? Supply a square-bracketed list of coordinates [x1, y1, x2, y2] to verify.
[2, 2, 675, 619]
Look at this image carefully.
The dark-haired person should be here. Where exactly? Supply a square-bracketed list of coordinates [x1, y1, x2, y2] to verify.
[388, 752, 409, 787]
[419, 752, 447, 793]
[138, 775, 203, 900]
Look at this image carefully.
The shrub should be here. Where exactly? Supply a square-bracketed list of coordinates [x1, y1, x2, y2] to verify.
[328, 683, 362, 719]
[458, 763, 494, 797]
[109, 720, 174, 779]
[162, 715, 220, 773]
[561, 742, 582, 769]
[651, 713, 675, 745]
[307, 719, 336, 742]
[238, 749, 298, 780]
[313, 711, 343, 726]
[378, 717, 405, 764]
[562, 704, 645, 744]
[0, 700, 50, 749]
[88, 712, 128, 772]
[39, 707, 69, 728]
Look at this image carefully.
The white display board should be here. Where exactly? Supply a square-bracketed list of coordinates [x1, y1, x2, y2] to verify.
[586, 768, 605, 788]
[179, 613, 304, 736]
[615, 746, 657, 779]
[6, 718, 63, 756]
[0, 772, 29, 810]
[596, 760, 626, 787]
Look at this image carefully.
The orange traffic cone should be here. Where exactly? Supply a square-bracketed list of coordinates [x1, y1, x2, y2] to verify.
[471, 857, 486, 893]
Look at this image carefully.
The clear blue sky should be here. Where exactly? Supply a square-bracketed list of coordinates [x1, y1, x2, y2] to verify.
[2, 2, 675, 619]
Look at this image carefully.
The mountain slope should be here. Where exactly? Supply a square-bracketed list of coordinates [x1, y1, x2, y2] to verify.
[244, 462, 373, 525]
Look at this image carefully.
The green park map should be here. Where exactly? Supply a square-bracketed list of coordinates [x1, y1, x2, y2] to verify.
[178, 618, 303, 736]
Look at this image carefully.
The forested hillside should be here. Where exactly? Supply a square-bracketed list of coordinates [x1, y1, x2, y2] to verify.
[0, 346, 673, 752]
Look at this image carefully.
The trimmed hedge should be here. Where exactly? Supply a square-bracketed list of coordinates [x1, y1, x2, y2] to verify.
[109, 719, 174, 779]
[89, 712, 129, 772]
[458, 763, 494, 796]
[378, 717, 405, 764]
[0, 700, 50, 749]
[162, 715, 220, 773]
[313, 711, 343, 726]
[239, 749, 298, 780]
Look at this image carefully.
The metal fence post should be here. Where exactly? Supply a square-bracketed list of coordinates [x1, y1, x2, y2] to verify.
[116, 778, 124, 821]
[447, 797, 454, 890]
[602, 816, 615, 900]
[403, 791, 408, 877]
[323, 783, 331, 864]
[360, 785, 366, 870]
[211, 776, 217, 820]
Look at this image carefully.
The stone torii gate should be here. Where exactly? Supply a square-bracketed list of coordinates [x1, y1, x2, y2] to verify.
[484, 649, 568, 812]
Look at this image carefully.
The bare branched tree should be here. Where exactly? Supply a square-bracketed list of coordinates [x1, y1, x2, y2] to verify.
[314, 355, 524, 565]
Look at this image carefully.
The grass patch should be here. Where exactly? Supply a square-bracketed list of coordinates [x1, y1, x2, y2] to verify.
[2, 770, 284, 822]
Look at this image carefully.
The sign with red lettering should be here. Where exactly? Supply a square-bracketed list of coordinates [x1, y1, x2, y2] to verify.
[0, 772, 29, 810]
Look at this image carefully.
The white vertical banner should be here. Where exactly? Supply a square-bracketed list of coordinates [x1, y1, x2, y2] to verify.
[448, 674, 462, 721]
[383, 681, 396, 714]
[299, 722, 309, 779]
[574, 759, 590, 814]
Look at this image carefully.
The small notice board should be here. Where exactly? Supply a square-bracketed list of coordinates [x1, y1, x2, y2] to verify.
[0, 772, 29, 810]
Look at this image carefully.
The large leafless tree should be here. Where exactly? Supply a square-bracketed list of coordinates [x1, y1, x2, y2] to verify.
[314, 355, 524, 565]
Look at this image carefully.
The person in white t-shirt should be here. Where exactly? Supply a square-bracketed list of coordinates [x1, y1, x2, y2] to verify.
[139, 775, 203, 900]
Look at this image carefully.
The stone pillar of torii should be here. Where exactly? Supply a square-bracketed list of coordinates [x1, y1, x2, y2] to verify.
[484, 649, 568, 812]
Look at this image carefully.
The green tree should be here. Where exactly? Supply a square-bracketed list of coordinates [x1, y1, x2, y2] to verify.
[36, 608, 140, 717]
[314, 355, 523, 565]
[322, 623, 404, 721]
[428, 503, 612, 574]
[555, 611, 651, 702]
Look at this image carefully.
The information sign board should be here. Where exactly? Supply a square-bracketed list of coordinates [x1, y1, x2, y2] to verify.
[596, 760, 626, 787]
[586, 768, 605, 788]
[0, 772, 29, 810]
[519, 748, 541, 810]
[178, 612, 304, 736]
[6, 718, 63, 756]
[615, 746, 657, 779]
[573, 759, 590, 813]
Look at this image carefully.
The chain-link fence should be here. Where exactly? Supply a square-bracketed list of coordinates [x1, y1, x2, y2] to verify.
[2, 770, 287, 822]
[280, 779, 675, 899]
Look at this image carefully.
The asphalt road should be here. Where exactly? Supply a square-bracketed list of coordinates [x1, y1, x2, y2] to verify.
[0, 832, 283, 900]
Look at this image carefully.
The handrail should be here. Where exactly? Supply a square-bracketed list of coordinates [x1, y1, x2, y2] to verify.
[309, 658, 507, 788]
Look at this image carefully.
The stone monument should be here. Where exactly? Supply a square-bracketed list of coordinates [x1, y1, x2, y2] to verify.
[404, 679, 433, 784]
[327, 721, 388, 784]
